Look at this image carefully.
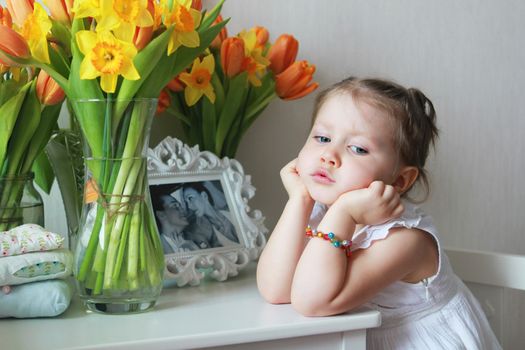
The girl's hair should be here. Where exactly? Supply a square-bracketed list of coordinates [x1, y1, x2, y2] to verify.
[313, 77, 439, 201]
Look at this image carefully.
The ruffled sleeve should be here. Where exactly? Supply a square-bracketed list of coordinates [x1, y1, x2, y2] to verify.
[351, 201, 424, 251]
[308, 201, 328, 229]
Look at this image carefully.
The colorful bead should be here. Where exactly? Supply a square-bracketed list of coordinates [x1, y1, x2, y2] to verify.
[305, 226, 352, 258]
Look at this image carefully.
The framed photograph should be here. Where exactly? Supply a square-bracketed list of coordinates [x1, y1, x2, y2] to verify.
[147, 137, 268, 287]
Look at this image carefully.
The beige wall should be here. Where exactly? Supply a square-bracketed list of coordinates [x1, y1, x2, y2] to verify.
[5, 0, 520, 347]
[153, 1, 525, 347]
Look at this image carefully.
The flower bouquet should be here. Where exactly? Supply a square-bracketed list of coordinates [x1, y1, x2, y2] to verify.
[0, 6, 65, 231]
[0, 0, 227, 313]
[158, 16, 318, 158]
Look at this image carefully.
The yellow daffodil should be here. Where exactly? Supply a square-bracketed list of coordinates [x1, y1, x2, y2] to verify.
[179, 54, 215, 106]
[71, 0, 101, 20]
[238, 29, 269, 86]
[97, 0, 154, 42]
[76, 30, 140, 93]
[163, 0, 201, 55]
[20, 3, 52, 63]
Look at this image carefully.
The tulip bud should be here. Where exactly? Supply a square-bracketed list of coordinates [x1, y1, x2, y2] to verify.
[221, 37, 245, 77]
[275, 60, 319, 101]
[166, 76, 185, 92]
[253, 26, 269, 49]
[36, 70, 65, 105]
[190, 0, 202, 11]
[0, 25, 31, 66]
[43, 0, 73, 24]
[156, 89, 170, 115]
[0, 6, 13, 27]
[6, 0, 34, 28]
[210, 15, 228, 50]
[267, 34, 299, 75]
[133, 25, 153, 50]
[133, 0, 155, 50]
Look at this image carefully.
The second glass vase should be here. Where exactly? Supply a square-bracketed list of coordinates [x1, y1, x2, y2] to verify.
[72, 98, 164, 314]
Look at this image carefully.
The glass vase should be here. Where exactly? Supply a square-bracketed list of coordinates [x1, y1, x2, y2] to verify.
[72, 98, 164, 314]
[0, 173, 44, 231]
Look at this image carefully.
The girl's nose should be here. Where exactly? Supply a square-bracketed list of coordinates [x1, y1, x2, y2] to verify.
[320, 148, 340, 167]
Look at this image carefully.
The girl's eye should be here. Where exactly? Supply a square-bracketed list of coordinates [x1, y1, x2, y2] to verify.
[350, 145, 368, 155]
[314, 136, 331, 143]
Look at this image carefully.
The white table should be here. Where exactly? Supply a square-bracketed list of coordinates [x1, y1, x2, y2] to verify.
[0, 264, 380, 350]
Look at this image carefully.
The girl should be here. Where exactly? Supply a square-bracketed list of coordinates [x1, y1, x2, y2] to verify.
[256, 77, 501, 349]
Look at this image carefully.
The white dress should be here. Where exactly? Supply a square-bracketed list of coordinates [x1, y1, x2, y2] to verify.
[309, 201, 501, 350]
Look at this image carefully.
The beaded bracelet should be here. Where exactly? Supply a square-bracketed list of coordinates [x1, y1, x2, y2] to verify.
[305, 225, 353, 257]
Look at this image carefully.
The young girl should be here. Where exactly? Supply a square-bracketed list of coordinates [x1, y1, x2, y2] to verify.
[256, 77, 501, 349]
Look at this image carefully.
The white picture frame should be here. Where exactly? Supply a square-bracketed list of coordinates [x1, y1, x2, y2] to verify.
[147, 137, 268, 287]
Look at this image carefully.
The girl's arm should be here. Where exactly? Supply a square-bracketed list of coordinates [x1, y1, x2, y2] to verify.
[291, 181, 433, 316]
[256, 159, 314, 304]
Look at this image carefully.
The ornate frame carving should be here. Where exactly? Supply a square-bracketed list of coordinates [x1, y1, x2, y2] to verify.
[147, 137, 267, 286]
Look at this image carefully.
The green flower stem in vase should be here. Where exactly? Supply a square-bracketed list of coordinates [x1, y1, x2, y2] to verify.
[0, 173, 44, 231]
[72, 98, 164, 314]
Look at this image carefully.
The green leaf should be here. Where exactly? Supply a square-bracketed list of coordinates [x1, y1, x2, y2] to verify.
[32, 151, 55, 194]
[200, 0, 225, 29]
[215, 72, 249, 155]
[20, 102, 62, 174]
[67, 18, 105, 159]
[50, 20, 72, 56]
[211, 72, 225, 115]
[202, 97, 216, 152]
[4, 81, 41, 176]
[45, 133, 81, 235]
[0, 82, 31, 173]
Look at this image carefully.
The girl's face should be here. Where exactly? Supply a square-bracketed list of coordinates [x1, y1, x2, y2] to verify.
[296, 93, 401, 205]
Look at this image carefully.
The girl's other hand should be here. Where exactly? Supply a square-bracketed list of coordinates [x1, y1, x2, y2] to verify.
[280, 159, 312, 202]
[337, 180, 404, 225]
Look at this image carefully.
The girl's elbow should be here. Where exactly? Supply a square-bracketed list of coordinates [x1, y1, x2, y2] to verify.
[257, 285, 291, 305]
[291, 295, 339, 317]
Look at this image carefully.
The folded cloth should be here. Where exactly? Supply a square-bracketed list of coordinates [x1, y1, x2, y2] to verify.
[1, 224, 64, 257]
[0, 279, 72, 318]
[0, 249, 72, 286]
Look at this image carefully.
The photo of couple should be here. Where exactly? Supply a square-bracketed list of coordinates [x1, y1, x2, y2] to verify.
[150, 180, 240, 254]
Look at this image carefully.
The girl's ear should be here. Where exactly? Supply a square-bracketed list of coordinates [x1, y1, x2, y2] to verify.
[392, 166, 419, 194]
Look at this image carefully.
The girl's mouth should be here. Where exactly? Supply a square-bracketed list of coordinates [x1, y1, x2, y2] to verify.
[311, 169, 335, 184]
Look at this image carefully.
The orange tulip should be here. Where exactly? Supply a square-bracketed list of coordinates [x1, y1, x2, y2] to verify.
[221, 37, 245, 77]
[0, 6, 13, 27]
[36, 70, 65, 105]
[156, 89, 170, 115]
[44, 0, 73, 24]
[253, 26, 269, 49]
[210, 15, 228, 50]
[0, 25, 31, 66]
[267, 34, 298, 75]
[6, 0, 34, 28]
[275, 60, 318, 101]
[166, 76, 185, 92]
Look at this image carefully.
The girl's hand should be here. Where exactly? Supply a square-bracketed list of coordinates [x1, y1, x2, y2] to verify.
[280, 159, 311, 202]
[336, 181, 404, 225]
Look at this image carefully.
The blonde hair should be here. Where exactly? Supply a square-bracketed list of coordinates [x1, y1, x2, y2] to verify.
[312, 77, 439, 200]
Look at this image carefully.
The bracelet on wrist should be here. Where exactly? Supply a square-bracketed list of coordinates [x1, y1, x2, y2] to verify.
[305, 225, 353, 257]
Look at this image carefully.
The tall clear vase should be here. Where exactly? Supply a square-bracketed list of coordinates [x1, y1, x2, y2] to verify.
[71, 98, 164, 314]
